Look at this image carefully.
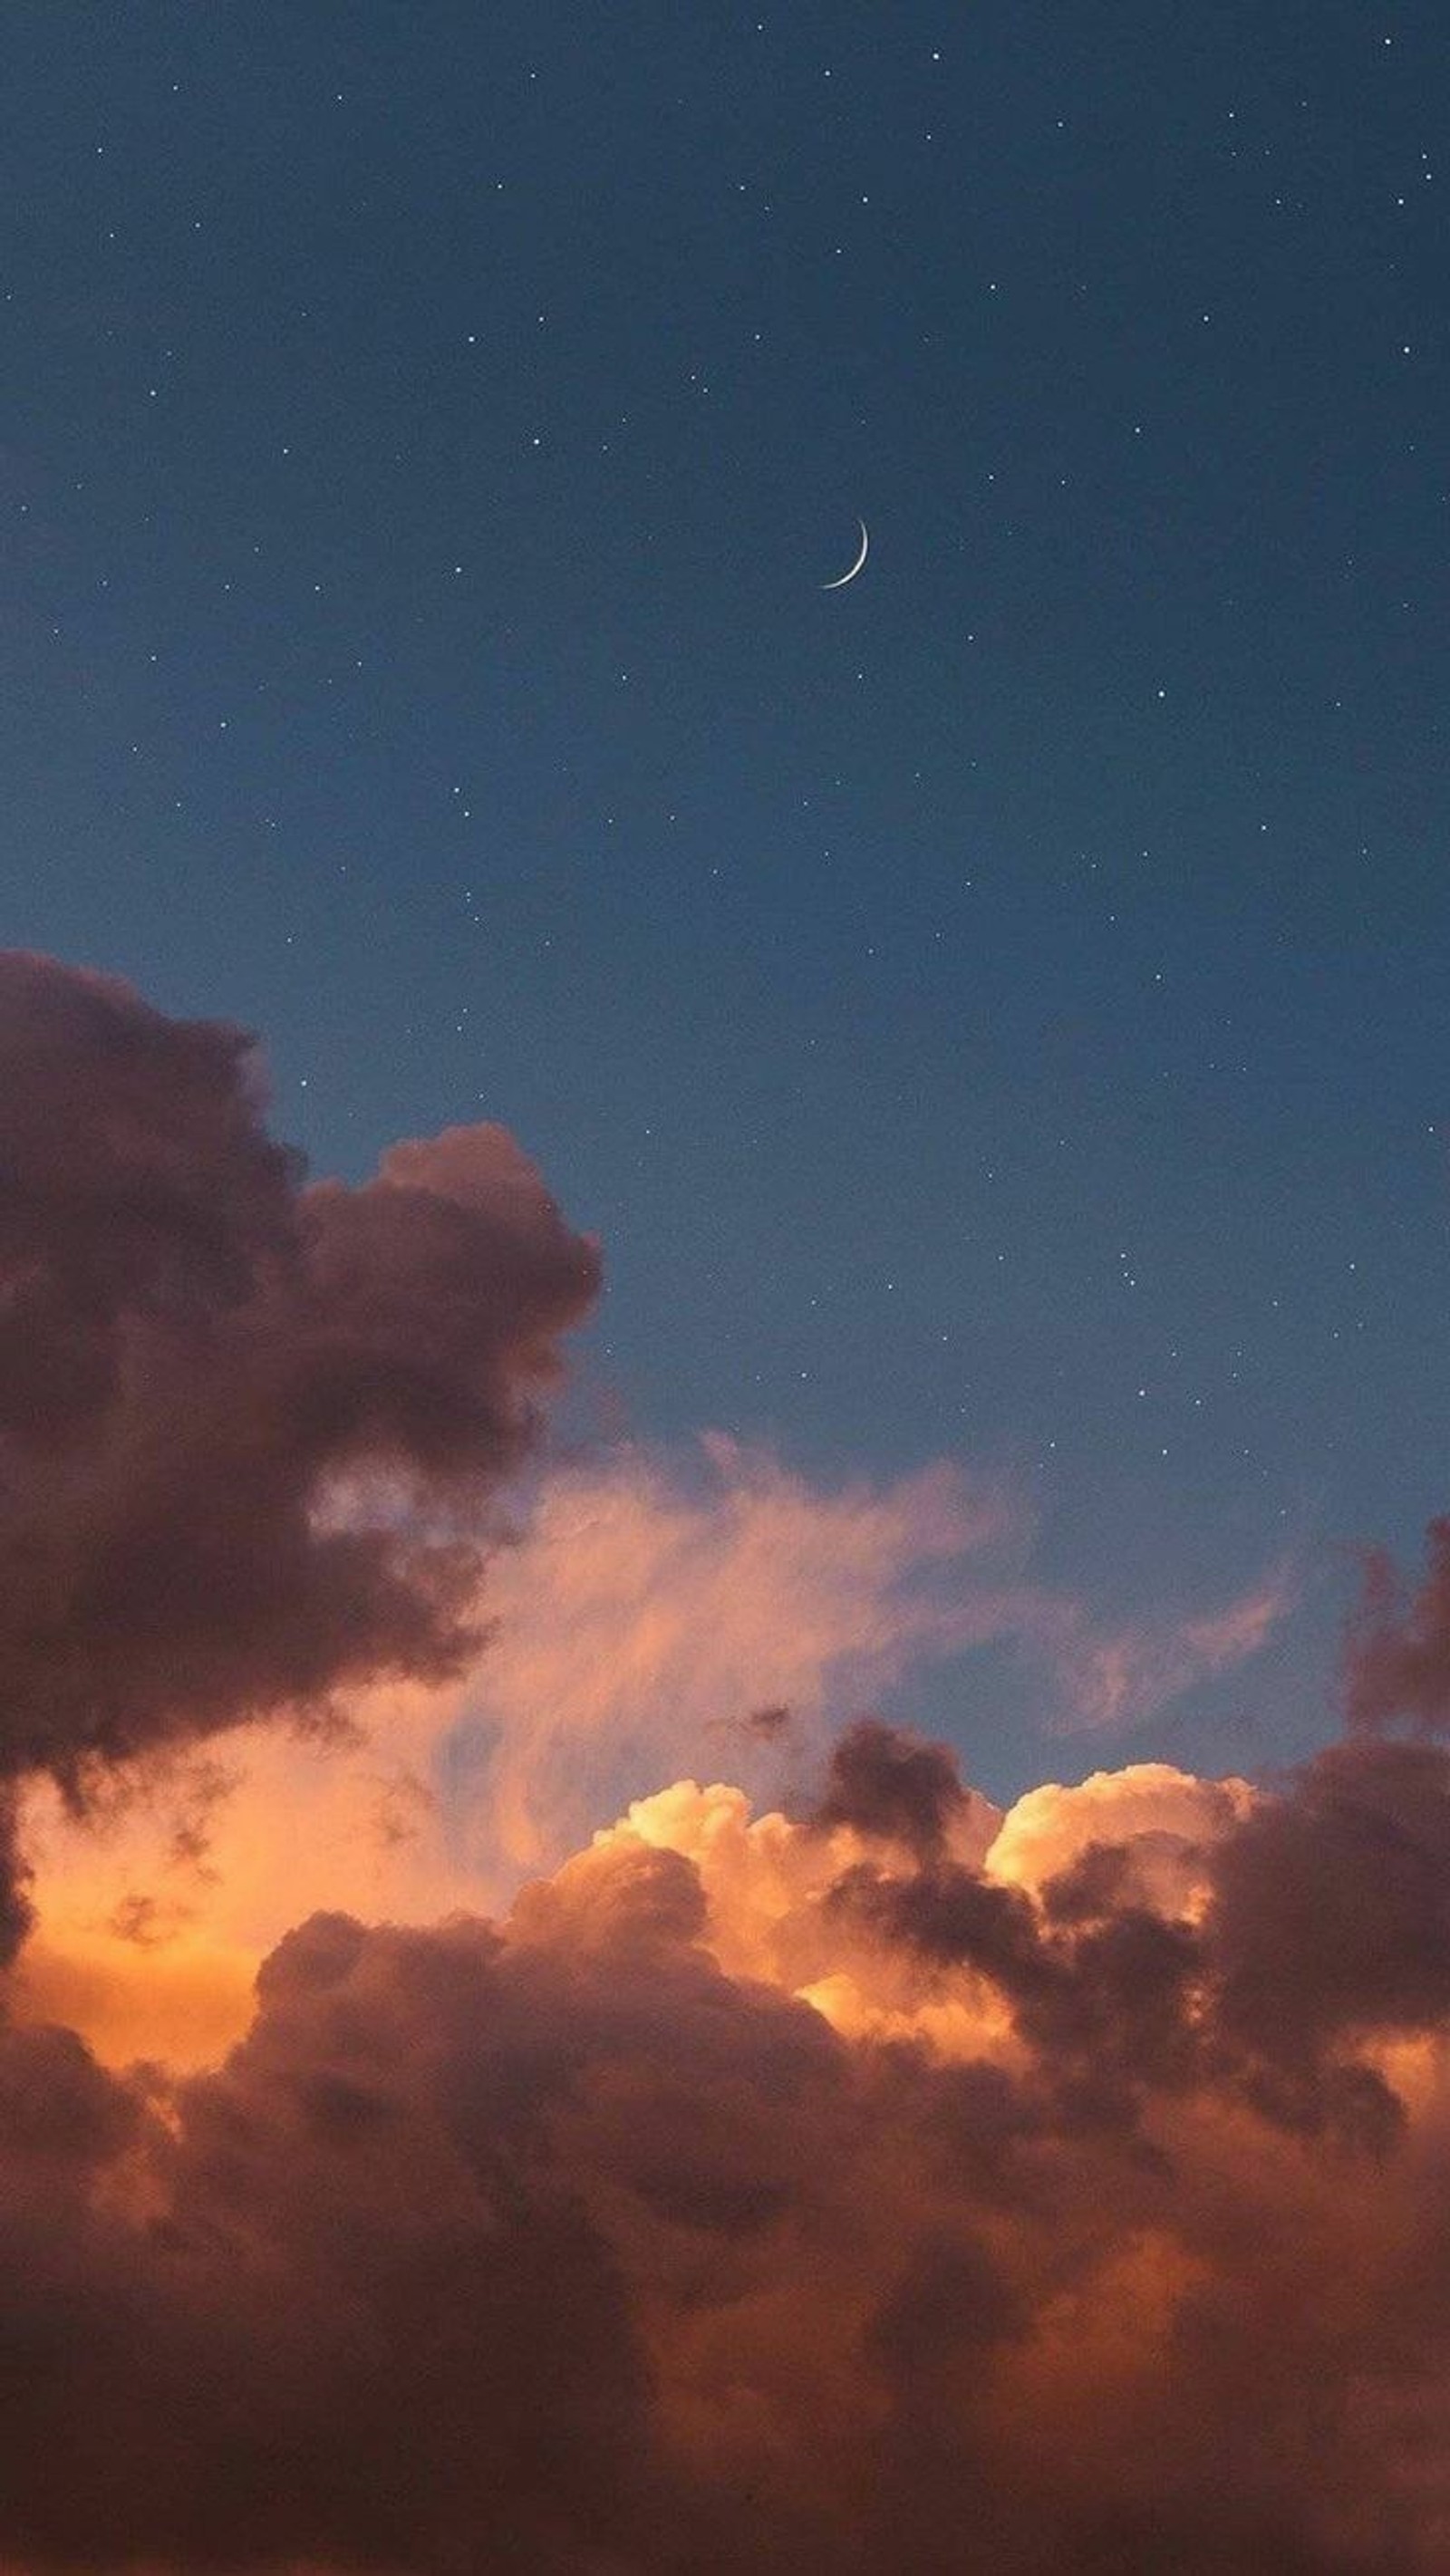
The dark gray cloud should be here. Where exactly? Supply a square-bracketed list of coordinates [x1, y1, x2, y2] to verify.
[0, 952, 599, 1951]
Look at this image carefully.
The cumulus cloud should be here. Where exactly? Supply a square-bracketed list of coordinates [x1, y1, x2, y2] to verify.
[0, 951, 599, 1954]
[8, 947, 1450, 2571]
[984, 1760, 1257, 1913]
[5, 1727, 1450, 2570]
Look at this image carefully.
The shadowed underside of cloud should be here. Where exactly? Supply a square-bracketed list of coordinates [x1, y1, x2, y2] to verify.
[5, 1724, 1450, 2572]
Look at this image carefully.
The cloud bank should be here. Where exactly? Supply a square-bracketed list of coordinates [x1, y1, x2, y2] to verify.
[4, 951, 1450, 2571]
[5, 1728, 1450, 2571]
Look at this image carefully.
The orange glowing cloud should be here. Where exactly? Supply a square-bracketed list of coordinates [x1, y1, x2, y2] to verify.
[8, 1437, 1014, 2064]
[6, 1722, 1450, 2571]
[12, 1433, 1289, 2073]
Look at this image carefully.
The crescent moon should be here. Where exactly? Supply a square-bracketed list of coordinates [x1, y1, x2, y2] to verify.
[821, 518, 869, 590]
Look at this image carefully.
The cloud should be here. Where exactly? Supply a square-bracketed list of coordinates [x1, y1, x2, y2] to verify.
[11, 1433, 1290, 2074]
[452, 1436, 1024, 1875]
[8, 1439, 1020, 2067]
[0, 952, 599, 1954]
[278, 1434, 1285, 1896]
[984, 1761, 1257, 1913]
[5, 946, 1438, 2571]
[9, 1446, 1294, 2076]
[809, 1713, 992, 1859]
[1023, 1566, 1295, 1732]
[1347, 1518, 1450, 1732]
[5, 1727, 1450, 2569]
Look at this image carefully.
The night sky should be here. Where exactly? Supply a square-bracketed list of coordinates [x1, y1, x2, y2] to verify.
[7, 5, 1450, 1794]
[12, 11, 1450, 2569]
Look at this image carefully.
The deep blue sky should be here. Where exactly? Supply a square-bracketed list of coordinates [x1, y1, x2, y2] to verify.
[5, 1, 1448, 1792]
